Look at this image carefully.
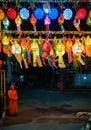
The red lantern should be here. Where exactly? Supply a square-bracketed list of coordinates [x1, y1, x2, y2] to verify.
[76, 8, 87, 20]
[58, 15, 64, 24]
[7, 8, 17, 20]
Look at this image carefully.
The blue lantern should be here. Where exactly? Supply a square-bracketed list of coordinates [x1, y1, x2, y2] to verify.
[48, 8, 58, 20]
[19, 7, 30, 20]
[34, 8, 44, 20]
[63, 8, 73, 20]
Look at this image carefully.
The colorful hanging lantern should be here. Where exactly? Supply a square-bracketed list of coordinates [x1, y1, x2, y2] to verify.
[63, 8, 73, 20]
[85, 35, 91, 57]
[2, 35, 9, 45]
[72, 39, 85, 65]
[43, 2, 50, 13]
[44, 16, 51, 31]
[86, 11, 91, 27]
[76, 8, 87, 20]
[34, 8, 44, 20]
[0, 60, 2, 68]
[3, 16, 10, 31]
[19, 7, 30, 20]
[31, 39, 39, 67]
[12, 43, 23, 68]
[66, 38, 73, 63]
[15, 15, 22, 31]
[73, 16, 80, 32]
[56, 40, 66, 68]
[48, 8, 58, 20]
[7, 8, 17, 20]
[58, 15, 65, 32]
[30, 14, 37, 31]
[0, 9, 5, 20]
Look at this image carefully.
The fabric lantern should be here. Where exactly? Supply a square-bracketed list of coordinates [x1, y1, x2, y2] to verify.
[0, 9, 5, 33]
[73, 16, 80, 32]
[3, 16, 10, 31]
[12, 43, 23, 68]
[66, 38, 73, 63]
[7, 8, 17, 20]
[44, 16, 51, 31]
[31, 39, 39, 67]
[86, 11, 91, 27]
[85, 35, 91, 57]
[72, 39, 85, 65]
[43, 2, 50, 14]
[76, 8, 87, 20]
[2, 35, 9, 45]
[58, 15, 65, 32]
[15, 15, 22, 31]
[19, 7, 30, 20]
[56, 40, 66, 68]
[30, 14, 37, 31]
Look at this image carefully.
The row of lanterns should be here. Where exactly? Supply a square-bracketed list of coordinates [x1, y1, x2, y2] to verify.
[1, 34, 91, 68]
[0, 6, 91, 32]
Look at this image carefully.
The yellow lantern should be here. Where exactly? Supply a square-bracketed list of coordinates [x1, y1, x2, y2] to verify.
[56, 39, 66, 68]
[2, 35, 9, 45]
[15, 15, 22, 31]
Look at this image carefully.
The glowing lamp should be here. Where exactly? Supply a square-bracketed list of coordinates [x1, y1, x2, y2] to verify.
[0, 9, 5, 20]
[58, 15, 65, 32]
[76, 8, 87, 20]
[3, 16, 10, 31]
[34, 8, 44, 19]
[15, 15, 22, 31]
[86, 11, 91, 27]
[72, 41, 83, 53]
[19, 7, 29, 20]
[30, 14, 37, 31]
[44, 16, 51, 31]
[12, 44, 21, 54]
[73, 16, 80, 31]
[48, 8, 58, 20]
[7, 8, 17, 20]
[63, 8, 73, 20]
[2, 36, 9, 45]
[43, 2, 50, 13]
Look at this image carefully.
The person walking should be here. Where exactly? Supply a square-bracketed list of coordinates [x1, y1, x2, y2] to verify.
[8, 84, 18, 116]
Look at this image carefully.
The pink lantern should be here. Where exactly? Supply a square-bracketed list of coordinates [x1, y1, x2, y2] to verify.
[76, 8, 87, 20]
[44, 16, 51, 31]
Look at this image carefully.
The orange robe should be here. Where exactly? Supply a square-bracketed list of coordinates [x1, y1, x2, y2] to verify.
[8, 89, 18, 115]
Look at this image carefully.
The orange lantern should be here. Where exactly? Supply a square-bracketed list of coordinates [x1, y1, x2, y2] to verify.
[30, 14, 37, 31]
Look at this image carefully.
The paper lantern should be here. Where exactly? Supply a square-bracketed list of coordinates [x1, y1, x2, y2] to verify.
[63, 8, 73, 20]
[44, 16, 51, 31]
[2, 36, 9, 45]
[20, 7, 30, 20]
[58, 15, 65, 32]
[73, 16, 80, 32]
[7, 8, 17, 20]
[43, 2, 50, 13]
[3, 16, 10, 31]
[15, 15, 22, 31]
[85, 35, 91, 57]
[34, 8, 44, 20]
[0, 9, 5, 20]
[86, 16, 91, 27]
[48, 8, 58, 20]
[30, 14, 37, 31]
[76, 8, 87, 20]
[12, 44, 21, 54]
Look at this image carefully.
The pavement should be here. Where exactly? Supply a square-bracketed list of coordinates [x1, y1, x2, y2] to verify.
[2, 88, 91, 130]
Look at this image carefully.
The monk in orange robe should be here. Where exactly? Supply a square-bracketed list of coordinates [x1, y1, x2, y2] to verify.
[8, 84, 18, 116]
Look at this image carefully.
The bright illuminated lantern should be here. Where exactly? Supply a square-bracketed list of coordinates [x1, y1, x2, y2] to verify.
[76, 8, 87, 20]
[0, 9, 4, 20]
[31, 39, 39, 67]
[34, 8, 44, 20]
[3, 16, 10, 31]
[73, 16, 80, 32]
[72, 39, 85, 65]
[15, 15, 22, 31]
[48, 8, 58, 20]
[86, 11, 91, 27]
[12, 44, 23, 68]
[7, 8, 17, 20]
[20, 7, 29, 20]
[2, 35, 9, 45]
[85, 35, 91, 57]
[56, 39, 66, 68]
[63, 8, 73, 20]
[43, 2, 50, 13]
[30, 14, 37, 31]
[58, 15, 65, 32]
[44, 16, 51, 31]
